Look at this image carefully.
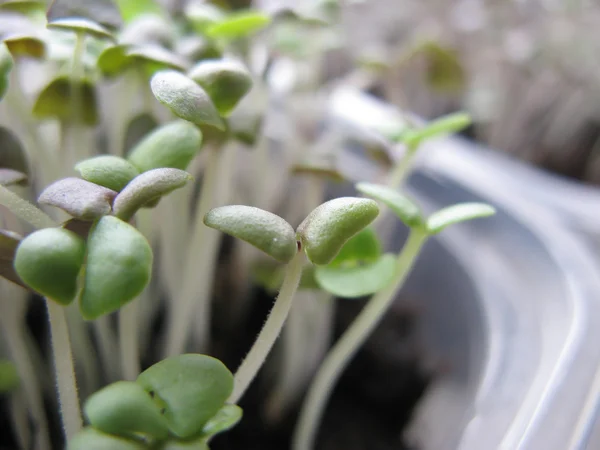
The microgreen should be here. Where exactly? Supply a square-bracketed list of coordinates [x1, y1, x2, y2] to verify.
[0, 0, 498, 448]
[293, 183, 495, 450]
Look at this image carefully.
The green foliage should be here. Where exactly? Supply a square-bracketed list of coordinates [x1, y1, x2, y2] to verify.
[126, 121, 202, 173]
[0, 43, 12, 100]
[47, 18, 115, 41]
[75, 155, 140, 192]
[67, 427, 146, 450]
[32, 76, 98, 126]
[136, 354, 234, 439]
[0, 126, 28, 180]
[297, 197, 379, 265]
[80, 216, 152, 319]
[188, 59, 253, 116]
[0, 360, 19, 393]
[400, 112, 472, 148]
[355, 183, 424, 228]
[84, 381, 169, 439]
[426, 203, 496, 234]
[112, 168, 192, 221]
[3, 34, 45, 59]
[150, 70, 225, 130]
[315, 253, 396, 299]
[115, 0, 164, 23]
[14, 227, 85, 305]
[200, 404, 243, 440]
[204, 205, 297, 263]
[38, 177, 117, 220]
[205, 10, 271, 40]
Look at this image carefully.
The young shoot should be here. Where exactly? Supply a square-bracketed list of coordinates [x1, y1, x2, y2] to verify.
[292, 182, 495, 450]
[204, 197, 379, 404]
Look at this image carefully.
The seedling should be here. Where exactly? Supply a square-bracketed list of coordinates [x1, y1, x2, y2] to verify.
[204, 197, 379, 403]
[68, 354, 241, 449]
[293, 182, 495, 450]
[0, 0, 500, 448]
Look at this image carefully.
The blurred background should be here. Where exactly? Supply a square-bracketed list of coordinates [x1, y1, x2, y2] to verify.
[254, 0, 600, 185]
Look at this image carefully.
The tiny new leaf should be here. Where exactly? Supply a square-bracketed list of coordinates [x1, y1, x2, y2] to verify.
[136, 354, 233, 439]
[426, 202, 496, 234]
[355, 182, 424, 229]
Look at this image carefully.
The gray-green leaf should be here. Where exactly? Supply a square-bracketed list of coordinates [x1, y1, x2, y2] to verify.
[38, 177, 117, 221]
[297, 197, 379, 265]
[204, 205, 297, 263]
[112, 168, 192, 221]
[188, 59, 253, 117]
[150, 70, 224, 130]
[126, 121, 202, 173]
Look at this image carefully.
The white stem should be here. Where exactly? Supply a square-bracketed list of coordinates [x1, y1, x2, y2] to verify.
[229, 250, 306, 404]
[119, 298, 141, 381]
[9, 392, 30, 450]
[163, 144, 220, 357]
[0, 292, 50, 450]
[292, 230, 428, 450]
[190, 142, 238, 348]
[92, 316, 119, 382]
[66, 304, 99, 393]
[0, 185, 57, 229]
[45, 299, 82, 440]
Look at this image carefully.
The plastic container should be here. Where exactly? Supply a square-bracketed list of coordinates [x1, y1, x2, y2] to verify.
[328, 87, 600, 450]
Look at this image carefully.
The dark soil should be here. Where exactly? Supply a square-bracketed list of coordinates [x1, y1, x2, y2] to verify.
[210, 286, 432, 450]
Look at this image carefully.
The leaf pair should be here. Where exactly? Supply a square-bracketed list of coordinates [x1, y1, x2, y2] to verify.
[71, 354, 241, 449]
[356, 182, 495, 235]
[13, 215, 152, 319]
[204, 197, 380, 267]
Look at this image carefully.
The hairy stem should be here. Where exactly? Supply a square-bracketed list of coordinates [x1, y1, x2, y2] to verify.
[92, 316, 119, 382]
[119, 299, 140, 381]
[292, 230, 427, 450]
[0, 185, 57, 229]
[229, 250, 305, 404]
[45, 299, 82, 440]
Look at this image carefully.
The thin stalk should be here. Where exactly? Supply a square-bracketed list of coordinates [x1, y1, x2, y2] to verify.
[228, 250, 306, 404]
[163, 142, 223, 356]
[190, 142, 238, 347]
[265, 291, 334, 422]
[67, 31, 87, 166]
[9, 392, 29, 450]
[119, 299, 140, 381]
[45, 299, 82, 440]
[65, 304, 99, 394]
[4, 65, 57, 184]
[387, 144, 418, 190]
[0, 185, 57, 229]
[292, 230, 428, 450]
[0, 286, 51, 450]
[92, 316, 119, 382]
[264, 176, 328, 420]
